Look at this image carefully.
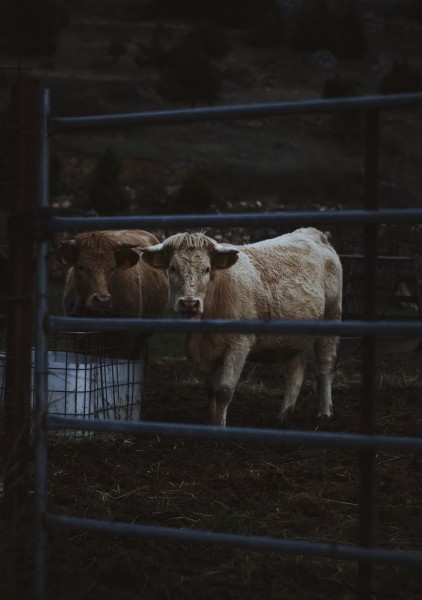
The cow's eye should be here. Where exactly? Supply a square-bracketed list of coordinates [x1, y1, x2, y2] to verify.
[169, 265, 176, 274]
[204, 266, 211, 275]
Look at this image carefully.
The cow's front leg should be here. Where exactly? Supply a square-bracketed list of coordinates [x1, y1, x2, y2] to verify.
[278, 352, 306, 421]
[212, 385, 233, 427]
[209, 341, 250, 427]
[206, 384, 234, 427]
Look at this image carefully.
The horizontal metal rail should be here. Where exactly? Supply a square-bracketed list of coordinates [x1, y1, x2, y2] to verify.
[47, 208, 422, 233]
[48, 92, 422, 133]
[47, 317, 422, 336]
[45, 513, 422, 568]
[340, 254, 417, 262]
[46, 416, 422, 453]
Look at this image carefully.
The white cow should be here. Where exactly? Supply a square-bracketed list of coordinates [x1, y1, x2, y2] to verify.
[142, 228, 343, 426]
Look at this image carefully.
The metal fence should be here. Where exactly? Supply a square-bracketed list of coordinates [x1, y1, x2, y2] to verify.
[6, 82, 422, 600]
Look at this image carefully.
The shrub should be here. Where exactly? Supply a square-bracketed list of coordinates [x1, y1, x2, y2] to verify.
[188, 22, 231, 59]
[107, 39, 127, 61]
[247, 0, 284, 48]
[80, 146, 130, 215]
[294, 0, 368, 59]
[294, 0, 334, 53]
[322, 76, 361, 129]
[134, 23, 172, 69]
[156, 36, 222, 106]
[169, 172, 221, 214]
[135, 23, 226, 106]
[380, 60, 422, 94]
[332, 1, 368, 59]
[322, 76, 357, 99]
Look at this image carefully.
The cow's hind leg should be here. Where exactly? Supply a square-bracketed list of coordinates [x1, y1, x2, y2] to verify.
[314, 335, 338, 417]
[278, 352, 306, 421]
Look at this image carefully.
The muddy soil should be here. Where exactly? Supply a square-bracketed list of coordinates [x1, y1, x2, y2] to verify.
[31, 351, 422, 600]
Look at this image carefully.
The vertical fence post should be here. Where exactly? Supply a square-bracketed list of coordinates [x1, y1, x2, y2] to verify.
[3, 76, 42, 597]
[358, 108, 379, 600]
[34, 87, 51, 600]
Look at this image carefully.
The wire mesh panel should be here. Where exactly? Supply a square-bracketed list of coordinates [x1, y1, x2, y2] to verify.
[341, 255, 421, 320]
[0, 332, 144, 436]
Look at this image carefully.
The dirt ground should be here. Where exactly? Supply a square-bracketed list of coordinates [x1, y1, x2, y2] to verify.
[7, 348, 418, 600]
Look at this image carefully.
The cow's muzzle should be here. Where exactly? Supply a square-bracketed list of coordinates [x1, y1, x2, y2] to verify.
[176, 296, 202, 319]
[87, 293, 112, 309]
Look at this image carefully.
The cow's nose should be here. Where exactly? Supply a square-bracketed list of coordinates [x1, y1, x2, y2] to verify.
[91, 293, 112, 307]
[177, 296, 201, 313]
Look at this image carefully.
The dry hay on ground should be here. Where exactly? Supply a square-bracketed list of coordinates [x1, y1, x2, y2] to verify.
[1, 352, 421, 599]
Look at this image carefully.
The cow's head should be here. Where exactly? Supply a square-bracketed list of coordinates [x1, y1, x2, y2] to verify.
[59, 233, 141, 315]
[142, 232, 238, 318]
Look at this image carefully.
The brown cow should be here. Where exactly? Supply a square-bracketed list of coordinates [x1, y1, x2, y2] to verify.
[142, 228, 343, 426]
[59, 230, 169, 359]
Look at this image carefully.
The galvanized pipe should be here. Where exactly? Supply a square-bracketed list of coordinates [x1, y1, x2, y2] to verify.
[48, 92, 422, 133]
[46, 208, 422, 234]
[46, 415, 422, 454]
[45, 513, 422, 568]
[47, 316, 422, 336]
[358, 108, 379, 600]
[34, 88, 51, 600]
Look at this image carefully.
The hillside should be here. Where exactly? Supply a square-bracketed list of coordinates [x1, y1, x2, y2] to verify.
[0, 0, 421, 253]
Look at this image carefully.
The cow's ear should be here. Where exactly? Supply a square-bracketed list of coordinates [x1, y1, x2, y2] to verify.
[58, 240, 78, 267]
[115, 248, 140, 270]
[141, 245, 170, 270]
[211, 249, 239, 270]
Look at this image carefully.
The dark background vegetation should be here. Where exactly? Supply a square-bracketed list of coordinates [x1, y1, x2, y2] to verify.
[0, 1, 422, 599]
[0, 0, 421, 252]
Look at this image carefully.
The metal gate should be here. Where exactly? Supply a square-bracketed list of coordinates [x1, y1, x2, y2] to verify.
[5, 81, 422, 600]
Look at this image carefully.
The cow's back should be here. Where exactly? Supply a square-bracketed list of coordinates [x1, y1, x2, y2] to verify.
[218, 228, 341, 321]
[195, 228, 342, 363]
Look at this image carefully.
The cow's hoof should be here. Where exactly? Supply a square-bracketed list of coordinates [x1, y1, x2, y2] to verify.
[318, 411, 333, 419]
[277, 407, 294, 422]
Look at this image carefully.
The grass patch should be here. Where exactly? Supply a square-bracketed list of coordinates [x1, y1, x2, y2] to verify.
[148, 330, 184, 360]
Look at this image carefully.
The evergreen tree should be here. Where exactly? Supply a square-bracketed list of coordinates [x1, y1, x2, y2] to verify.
[247, 0, 283, 48]
[332, 1, 368, 59]
[322, 76, 361, 129]
[156, 36, 222, 106]
[380, 60, 422, 94]
[82, 147, 130, 215]
[294, 0, 368, 59]
[294, 0, 334, 53]
[169, 171, 221, 214]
